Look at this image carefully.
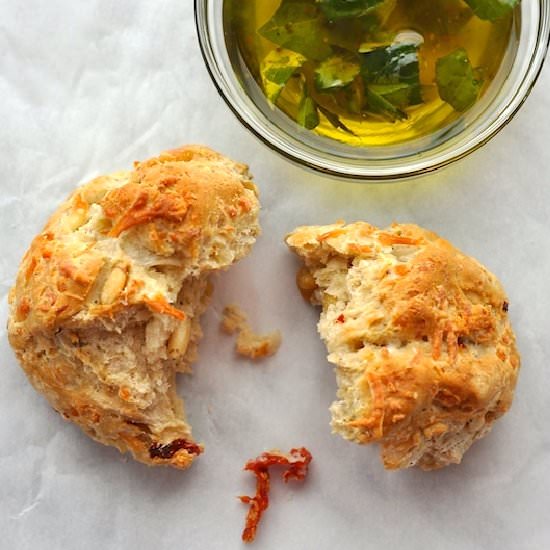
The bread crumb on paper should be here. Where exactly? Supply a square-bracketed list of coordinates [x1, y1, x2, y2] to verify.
[221, 304, 281, 360]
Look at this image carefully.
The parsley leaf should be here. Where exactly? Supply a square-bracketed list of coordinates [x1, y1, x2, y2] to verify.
[259, 1, 332, 61]
[436, 48, 482, 112]
[315, 54, 361, 90]
[318, 0, 384, 20]
[464, 0, 519, 21]
[260, 49, 306, 103]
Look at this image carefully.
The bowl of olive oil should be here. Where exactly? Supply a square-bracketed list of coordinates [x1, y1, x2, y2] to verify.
[195, 0, 550, 180]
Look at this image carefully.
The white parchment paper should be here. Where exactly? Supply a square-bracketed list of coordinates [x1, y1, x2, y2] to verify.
[1, 2, 549, 549]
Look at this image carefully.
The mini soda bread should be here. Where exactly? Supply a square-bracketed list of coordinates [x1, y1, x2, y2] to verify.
[8, 146, 260, 468]
[286, 222, 520, 470]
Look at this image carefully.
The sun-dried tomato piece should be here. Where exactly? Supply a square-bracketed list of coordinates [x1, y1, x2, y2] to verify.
[239, 447, 313, 543]
[148, 438, 202, 460]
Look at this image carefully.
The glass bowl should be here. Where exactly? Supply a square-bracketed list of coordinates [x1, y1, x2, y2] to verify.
[195, 1, 550, 181]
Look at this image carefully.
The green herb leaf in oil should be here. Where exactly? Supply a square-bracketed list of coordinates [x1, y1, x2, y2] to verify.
[324, 1, 396, 51]
[436, 48, 482, 112]
[368, 83, 413, 109]
[259, 1, 332, 61]
[325, 17, 378, 52]
[297, 91, 321, 129]
[464, 0, 519, 21]
[361, 44, 420, 91]
[365, 87, 407, 121]
[317, 0, 384, 20]
[260, 49, 306, 103]
[360, 43, 422, 117]
[407, 0, 472, 35]
[315, 54, 361, 90]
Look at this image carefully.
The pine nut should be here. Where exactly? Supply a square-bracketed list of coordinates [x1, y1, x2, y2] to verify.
[296, 267, 317, 301]
[168, 318, 191, 358]
[101, 266, 127, 305]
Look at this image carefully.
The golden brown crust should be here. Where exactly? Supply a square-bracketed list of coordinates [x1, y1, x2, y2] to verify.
[8, 145, 260, 469]
[286, 222, 520, 470]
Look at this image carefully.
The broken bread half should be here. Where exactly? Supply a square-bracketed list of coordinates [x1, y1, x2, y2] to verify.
[8, 145, 260, 469]
[286, 222, 520, 470]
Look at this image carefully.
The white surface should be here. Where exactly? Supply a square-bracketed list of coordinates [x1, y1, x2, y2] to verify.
[1, 2, 549, 549]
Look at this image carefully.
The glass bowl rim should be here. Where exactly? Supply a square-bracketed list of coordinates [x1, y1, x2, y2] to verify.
[195, 0, 550, 181]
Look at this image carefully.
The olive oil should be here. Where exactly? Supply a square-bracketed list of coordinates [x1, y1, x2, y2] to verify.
[224, 0, 517, 147]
